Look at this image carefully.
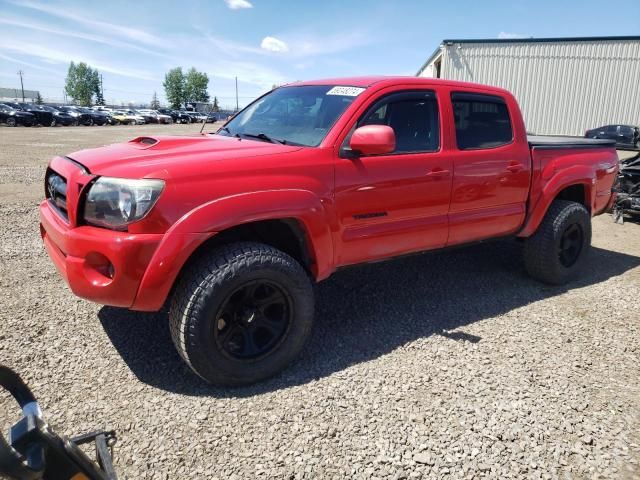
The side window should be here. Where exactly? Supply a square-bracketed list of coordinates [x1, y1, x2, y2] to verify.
[358, 92, 440, 153]
[451, 93, 513, 150]
[605, 125, 617, 133]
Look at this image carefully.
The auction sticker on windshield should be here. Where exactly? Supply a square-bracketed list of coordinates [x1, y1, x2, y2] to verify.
[326, 86, 366, 96]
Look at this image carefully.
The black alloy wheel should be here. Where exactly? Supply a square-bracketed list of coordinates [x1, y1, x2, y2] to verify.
[214, 280, 292, 360]
[558, 223, 583, 268]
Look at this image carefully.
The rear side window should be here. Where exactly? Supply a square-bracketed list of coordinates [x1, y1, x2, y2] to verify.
[451, 93, 513, 150]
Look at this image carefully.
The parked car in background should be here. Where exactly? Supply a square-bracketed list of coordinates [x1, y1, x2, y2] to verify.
[111, 110, 145, 125]
[4, 102, 53, 126]
[585, 124, 639, 148]
[0, 103, 36, 126]
[56, 106, 88, 126]
[192, 112, 208, 122]
[133, 109, 157, 124]
[92, 106, 113, 113]
[80, 107, 112, 126]
[178, 110, 199, 123]
[89, 107, 116, 125]
[39, 106, 75, 126]
[56, 106, 109, 126]
[158, 108, 191, 124]
[137, 109, 172, 124]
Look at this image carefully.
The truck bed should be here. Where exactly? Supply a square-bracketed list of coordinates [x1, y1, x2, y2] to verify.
[528, 135, 616, 149]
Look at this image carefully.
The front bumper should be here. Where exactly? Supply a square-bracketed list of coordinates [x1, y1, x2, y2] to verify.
[39, 201, 163, 308]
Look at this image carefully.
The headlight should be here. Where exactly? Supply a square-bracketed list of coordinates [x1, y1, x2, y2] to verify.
[83, 177, 164, 229]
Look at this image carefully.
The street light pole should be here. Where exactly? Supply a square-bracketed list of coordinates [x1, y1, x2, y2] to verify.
[18, 70, 25, 102]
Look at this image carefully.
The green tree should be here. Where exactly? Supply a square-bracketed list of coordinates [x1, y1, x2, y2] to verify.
[94, 70, 105, 106]
[150, 91, 160, 109]
[184, 67, 209, 102]
[65, 62, 100, 106]
[163, 67, 185, 109]
[35, 92, 43, 105]
[212, 96, 220, 112]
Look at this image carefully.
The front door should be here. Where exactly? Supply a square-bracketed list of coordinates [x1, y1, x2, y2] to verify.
[334, 90, 453, 267]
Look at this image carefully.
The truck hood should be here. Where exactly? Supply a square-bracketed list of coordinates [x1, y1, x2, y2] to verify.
[67, 134, 304, 178]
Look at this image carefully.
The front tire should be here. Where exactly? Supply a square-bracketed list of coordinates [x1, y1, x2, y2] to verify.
[6, 117, 17, 127]
[169, 242, 314, 386]
[524, 200, 591, 285]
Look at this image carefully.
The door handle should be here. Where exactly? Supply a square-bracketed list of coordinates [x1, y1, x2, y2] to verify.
[506, 163, 524, 173]
[426, 168, 450, 177]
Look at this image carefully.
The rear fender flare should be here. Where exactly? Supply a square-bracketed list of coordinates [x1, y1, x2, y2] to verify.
[518, 165, 594, 237]
[131, 189, 333, 311]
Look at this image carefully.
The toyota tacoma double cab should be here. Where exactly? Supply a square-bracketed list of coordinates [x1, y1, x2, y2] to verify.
[40, 77, 618, 385]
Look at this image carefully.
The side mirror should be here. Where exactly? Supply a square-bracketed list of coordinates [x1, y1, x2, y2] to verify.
[349, 125, 395, 156]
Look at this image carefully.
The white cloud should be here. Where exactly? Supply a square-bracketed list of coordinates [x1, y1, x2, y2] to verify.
[9, 0, 163, 45]
[203, 33, 265, 56]
[266, 31, 373, 57]
[0, 40, 156, 81]
[498, 31, 527, 39]
[0, 52, 61, 75]
[260, 36, 289, 53]
[224, 0, 253, 9]
[0, 17, 173, 59]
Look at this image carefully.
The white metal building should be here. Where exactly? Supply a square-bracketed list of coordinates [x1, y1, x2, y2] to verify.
[417, 36, 640, 136]
[0, 87, 41, 103]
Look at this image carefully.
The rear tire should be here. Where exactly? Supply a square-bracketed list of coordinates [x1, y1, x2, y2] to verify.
[6, 117, 16, 127]
[524, 200, 591, 285]
[169, 242, 314, 386]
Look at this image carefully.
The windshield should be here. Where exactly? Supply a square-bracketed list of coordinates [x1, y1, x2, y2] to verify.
[218, 85, 364, 147]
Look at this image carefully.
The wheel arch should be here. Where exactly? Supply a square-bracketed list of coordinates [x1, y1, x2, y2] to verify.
[518, 167, 595, 238]
[131, 190, 334, 311]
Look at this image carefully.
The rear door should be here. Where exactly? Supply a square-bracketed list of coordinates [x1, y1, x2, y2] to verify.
[447, 92, 531, 245]
[333, 89, 453, 266]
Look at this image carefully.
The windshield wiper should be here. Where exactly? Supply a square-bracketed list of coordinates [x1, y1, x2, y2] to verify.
[240, 133, 286, 145]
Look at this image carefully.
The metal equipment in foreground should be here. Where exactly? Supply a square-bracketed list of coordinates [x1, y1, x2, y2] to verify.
[0, 366, 118, 480]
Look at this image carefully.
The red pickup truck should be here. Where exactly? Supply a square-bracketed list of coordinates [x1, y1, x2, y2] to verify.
[40, 77, 618, 385]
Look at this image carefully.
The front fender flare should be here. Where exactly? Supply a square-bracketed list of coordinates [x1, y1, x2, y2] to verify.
[131, 189, 333, 311]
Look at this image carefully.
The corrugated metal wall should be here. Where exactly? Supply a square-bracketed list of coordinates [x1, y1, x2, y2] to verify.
[425, 40, 640, 136]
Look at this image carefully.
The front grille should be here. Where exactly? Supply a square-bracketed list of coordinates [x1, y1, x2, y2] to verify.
[45, 169, 68, 221]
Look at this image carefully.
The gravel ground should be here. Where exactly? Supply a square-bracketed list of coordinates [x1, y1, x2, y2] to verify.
[1, 124, 639, 479]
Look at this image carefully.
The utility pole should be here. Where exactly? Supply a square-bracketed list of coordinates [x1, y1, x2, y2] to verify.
[18, 70, 25, 102]
[100, 74, 104, 99]
[235, 76, 239, 112]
